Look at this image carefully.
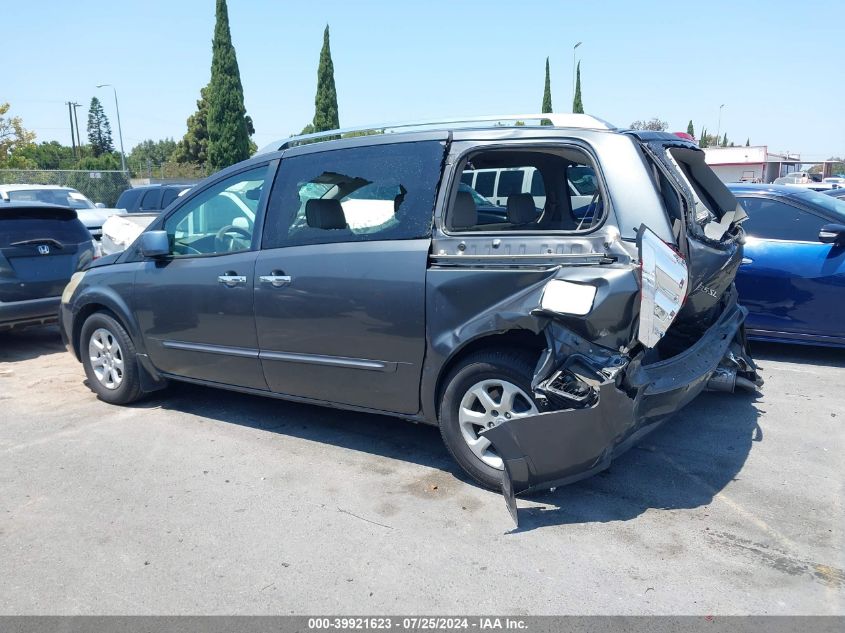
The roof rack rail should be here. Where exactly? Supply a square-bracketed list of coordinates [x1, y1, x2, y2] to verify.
[257, 113, 616, 154]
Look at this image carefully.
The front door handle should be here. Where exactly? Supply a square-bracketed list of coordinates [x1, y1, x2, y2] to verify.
[741, 257, 753, 265]
[259, 273, 292, 288]
[218, 273, 247, 287]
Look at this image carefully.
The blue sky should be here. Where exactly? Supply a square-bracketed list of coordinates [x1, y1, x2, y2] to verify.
[5, 0, 842, 159]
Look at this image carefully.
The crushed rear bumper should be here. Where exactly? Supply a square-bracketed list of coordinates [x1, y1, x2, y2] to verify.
[482, 299, 752, 526]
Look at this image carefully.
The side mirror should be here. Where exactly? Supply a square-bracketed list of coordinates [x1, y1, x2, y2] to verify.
[140, 230, 170, 258]
[94, 202, 106, 208]
[818, 223, 845, 244]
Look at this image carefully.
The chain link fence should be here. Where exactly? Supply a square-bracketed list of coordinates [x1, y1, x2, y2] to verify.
[0, 169, 131, 207]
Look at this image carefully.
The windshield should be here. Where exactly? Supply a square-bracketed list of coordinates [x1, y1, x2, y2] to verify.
[7, 188, 95, 209]
[788, 189, 845, 220]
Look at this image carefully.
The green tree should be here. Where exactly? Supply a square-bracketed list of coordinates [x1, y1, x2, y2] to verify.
[206, 0, 252, 169]
[14, 141, 76, 169]
[541, 57, 553, 125]
[173, 87, 210, 164]
[746, 138, 750, 146]
[699, 127, 708, 147]
[87, 97, 114, 156]
[630, 117, 668, 131]
[129, 138, 178, 173]
[721, 134, 728, 147]
[0, 102, 36, 165]
[311, 25, 340, 134]
[572, 61, 584, 114]
[687, 120, 695, 137]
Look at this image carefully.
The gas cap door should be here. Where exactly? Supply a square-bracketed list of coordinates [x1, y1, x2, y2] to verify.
[637, 225, 689, 348]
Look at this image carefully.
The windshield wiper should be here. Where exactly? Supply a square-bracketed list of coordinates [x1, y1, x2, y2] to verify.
[10, 238, 65, 249]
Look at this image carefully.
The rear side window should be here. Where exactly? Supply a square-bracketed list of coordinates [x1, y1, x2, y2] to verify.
[116, 189, 141, 210]
[0, 213, 89, 247]
[474, 171, 496, 198]
[497, 170, 525, 198]
[140, 189, 161, 211]
[448, 147, 604, 233]
[736, 197, 826, 241]
[161, 188, 181, 209]
[263, 140, 445, 248]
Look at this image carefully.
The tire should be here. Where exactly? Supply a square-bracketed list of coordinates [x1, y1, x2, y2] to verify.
[439, 350, 540, 491]
[79, 311, 143, 405]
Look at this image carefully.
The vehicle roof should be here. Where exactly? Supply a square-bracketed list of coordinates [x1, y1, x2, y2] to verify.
[0, 200, 76, 212]
[126, 183, 193, 190]
[0, 184, 75, 192]
[256, 113, 621, 157]
[727, 182, 826, 197]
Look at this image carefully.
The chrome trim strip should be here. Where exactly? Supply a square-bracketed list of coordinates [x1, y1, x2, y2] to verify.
[161, 340, 258, 358]
[260, 350, 397, 372]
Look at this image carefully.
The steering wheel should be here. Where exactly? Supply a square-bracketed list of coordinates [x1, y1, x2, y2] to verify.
[214, 224, 252, 252]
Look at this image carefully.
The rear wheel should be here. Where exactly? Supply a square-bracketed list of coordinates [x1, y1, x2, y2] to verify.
[439, 350, 539, 490]
[80, 312, 143, 405]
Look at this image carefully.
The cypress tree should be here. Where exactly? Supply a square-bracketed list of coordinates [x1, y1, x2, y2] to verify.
[746, 138, 750, 146]
[687, 120, 694, 137]
[312, 25, 340, 133]
[699, 128, 708, 147]
[173, 87, 210, 164]
[206, 0, 251, 169]
[572, 61, 584, 114]
[87, 97, 114, 157]
[541, 57, 553, 125]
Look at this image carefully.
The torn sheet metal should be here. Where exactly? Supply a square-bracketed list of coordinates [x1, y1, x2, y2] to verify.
[483, 294, 752, 527]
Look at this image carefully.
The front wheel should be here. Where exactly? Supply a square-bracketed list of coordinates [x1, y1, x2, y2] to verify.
[438, 350, 540, 490]
[80, 312, 143, 405]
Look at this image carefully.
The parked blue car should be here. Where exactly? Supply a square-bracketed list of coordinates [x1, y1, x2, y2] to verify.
[729, 183, 845, 347]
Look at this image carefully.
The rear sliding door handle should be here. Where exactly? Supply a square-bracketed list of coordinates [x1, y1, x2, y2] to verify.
[218, 274, 247, 287]
[259, 274, 292, 288]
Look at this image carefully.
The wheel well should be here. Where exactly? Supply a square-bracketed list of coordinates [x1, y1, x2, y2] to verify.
[72, 304, 120, 360]
[434, 329, 546, 417]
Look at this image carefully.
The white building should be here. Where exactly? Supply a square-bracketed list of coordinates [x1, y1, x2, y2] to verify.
[703, 146, 800, 183]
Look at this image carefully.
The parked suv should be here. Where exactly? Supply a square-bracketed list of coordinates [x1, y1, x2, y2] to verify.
[1, 202, 96, 330]
[0, 184, 123, 239]
[59, 114, 759, 523]
[116, 184, 192, 213]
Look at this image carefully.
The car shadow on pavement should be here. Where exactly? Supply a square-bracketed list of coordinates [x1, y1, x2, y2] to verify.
[146, 378, 764, 531]
[510, 390, 764, 532]
[0, 325, 65, 363]
[750, 341, 845, 369]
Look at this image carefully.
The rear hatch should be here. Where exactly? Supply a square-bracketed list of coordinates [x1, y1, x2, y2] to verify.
[628, 132, 746, 352]
[0, 206, 94, 302]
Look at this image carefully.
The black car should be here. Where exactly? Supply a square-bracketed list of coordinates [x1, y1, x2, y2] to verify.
[116, 184, 192, 213]
[1, 202, 96, 330]
[59, 114, 759, 523]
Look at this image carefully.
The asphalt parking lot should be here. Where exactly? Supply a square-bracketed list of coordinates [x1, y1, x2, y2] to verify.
[1, 325, 842, 615]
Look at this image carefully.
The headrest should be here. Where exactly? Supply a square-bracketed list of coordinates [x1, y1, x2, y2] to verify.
[451, 191, 477, 229]
[507, 193, 537, 225]
[305, 199, 346, 229]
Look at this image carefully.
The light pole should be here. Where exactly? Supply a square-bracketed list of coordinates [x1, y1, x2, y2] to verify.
[572, 41, 582, 113]
[716, 103, 726, 147]
[96, 84, 126, 172]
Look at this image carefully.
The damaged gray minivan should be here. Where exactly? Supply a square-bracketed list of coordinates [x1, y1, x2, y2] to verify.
[59, 114, 761, 522]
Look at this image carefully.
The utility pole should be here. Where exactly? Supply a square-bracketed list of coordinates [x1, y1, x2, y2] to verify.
[716, 104, 726, 148]
[572, 41, 582, 112]
[96, 84, 126, 172]
[71, 102, 82, 150]
[65, 102, 77, 158]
